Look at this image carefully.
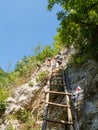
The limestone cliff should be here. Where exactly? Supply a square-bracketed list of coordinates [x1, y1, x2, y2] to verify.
[0, 46, 98, 130]
[69, 60, 98, 130]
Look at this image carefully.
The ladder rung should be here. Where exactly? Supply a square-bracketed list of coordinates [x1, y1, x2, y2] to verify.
[52, 71, 61, 74]
[52, 74, 62, 77]
[45, 101, 70, 108]
[45, 118, 73, 125]
[50, 84, 63, 86]
[52, 67, 62, 70]
[45, 91, 72, 96]
[52, 69, 62, 73]
[50, 77, 62, 80]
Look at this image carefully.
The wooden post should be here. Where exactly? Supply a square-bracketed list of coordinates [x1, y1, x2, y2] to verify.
[65, 89, 74, 130]
[42, 86, 50, 130]
[42, 69, 52, 130]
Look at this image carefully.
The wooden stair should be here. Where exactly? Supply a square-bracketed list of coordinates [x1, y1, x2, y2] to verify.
[42, 66, 78, 130]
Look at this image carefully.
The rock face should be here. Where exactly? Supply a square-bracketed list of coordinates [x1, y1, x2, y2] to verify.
[0, 46, 98, 130]
[0, 66, 50, 130]
[69, 60, 98, 130]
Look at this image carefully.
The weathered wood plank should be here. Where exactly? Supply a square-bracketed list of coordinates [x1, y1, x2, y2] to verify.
[45, 90, 72, 96]
[50, 83, 63, 86]
[45, 101, 70, 108]
[46, 118, 73, 125]
[50, 77, 62, 80]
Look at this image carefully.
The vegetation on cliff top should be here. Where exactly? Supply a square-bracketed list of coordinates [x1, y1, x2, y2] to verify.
[48, 0, 98, 62]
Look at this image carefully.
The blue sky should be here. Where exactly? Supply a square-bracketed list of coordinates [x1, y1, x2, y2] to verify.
[0, 0, 60, 72]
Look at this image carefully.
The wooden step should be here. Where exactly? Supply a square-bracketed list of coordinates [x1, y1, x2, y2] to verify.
[52, 70, 62, 74]
[45, 101, 70, 108]
[52, 66, 62, 70]
[50, 77, 62, 80]
[51, 74, 62, 77]
[52, 69, 62, 73]
[50, 83, 64, 86]
[45, 90, 72, 96]
[45, 118, 73, 125]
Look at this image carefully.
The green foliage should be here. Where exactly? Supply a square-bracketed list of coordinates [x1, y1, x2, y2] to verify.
[36, 71, 49, 85]
[15, 56, 36, 77]
[0, 68, 10, 88]
[40, 46, 54, 60]
[47, 0, 98, 61]
[0, 88, 8, 102]
[28, 81, 34, 87]
[0, 100, 7, 116]
[32, 42, 43, 57]
[0, 68, 10, 116]
[53, 33, 64, 54]
[0, 42, 60, 91]
[70, 53, 87, 66]
[14, 56, 37, 86]
[21, 119, 41, 130]
[0, 87, 9, 116]
[15, 109, 32, 123]
[6, 123, 15, 130]
[35, 45, 54, 62]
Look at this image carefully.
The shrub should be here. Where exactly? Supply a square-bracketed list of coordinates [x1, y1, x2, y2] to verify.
[28, 81, 34, 87]
[15, 109, 32, 123]
[36, 71, 49, 85]
[21, 118, 41, 130]
[0, 101, 7, 116]
[6, 123, 15, 130]
[0, 88, 9, 116]
[69, 52, 88, 66]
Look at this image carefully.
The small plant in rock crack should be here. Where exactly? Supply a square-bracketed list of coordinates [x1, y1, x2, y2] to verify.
[36, 71, 49, 85]
[6, 123, 15, 130]
[0, 87, 9, 116]
[15, 109, 32, 123]
[28, 81, 34, 87]
[21, 118, 41, 130]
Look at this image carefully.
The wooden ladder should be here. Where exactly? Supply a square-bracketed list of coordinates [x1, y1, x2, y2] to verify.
[42, 67, 75, 130]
